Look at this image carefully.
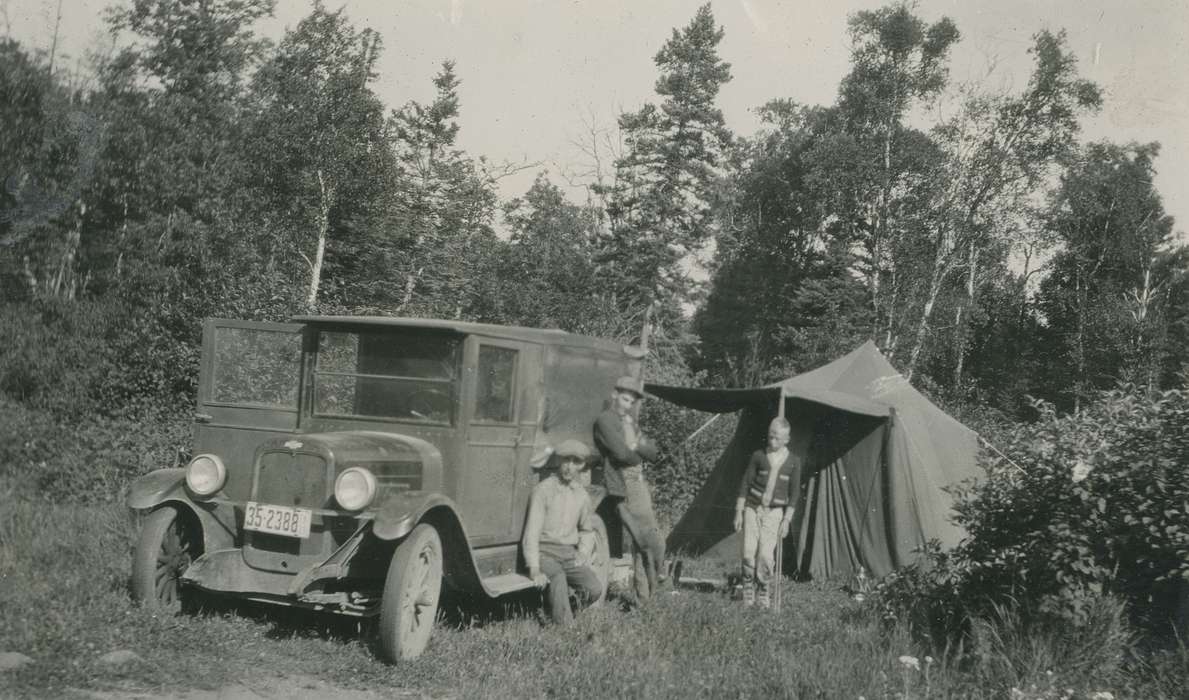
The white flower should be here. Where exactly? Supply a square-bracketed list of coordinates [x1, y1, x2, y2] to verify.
[1090, 693, 1114, 700]
[924, 656, 934, 665]
[1071, 459, 1092, 483]
[898, 655, 921, 671]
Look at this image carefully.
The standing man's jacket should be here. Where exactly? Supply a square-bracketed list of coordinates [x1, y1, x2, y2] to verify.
[593, 408, 658, 498]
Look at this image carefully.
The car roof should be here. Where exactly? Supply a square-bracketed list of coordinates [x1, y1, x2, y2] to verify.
[290, 315, 628, 352]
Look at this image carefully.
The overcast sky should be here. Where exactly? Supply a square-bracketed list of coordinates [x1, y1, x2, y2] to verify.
[8, 0, 1188, 241]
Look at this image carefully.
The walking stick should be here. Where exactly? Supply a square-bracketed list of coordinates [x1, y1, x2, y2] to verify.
[774, 534, 783, 613]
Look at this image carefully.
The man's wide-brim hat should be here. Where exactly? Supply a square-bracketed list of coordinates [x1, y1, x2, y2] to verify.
[614, 375, 644, 398]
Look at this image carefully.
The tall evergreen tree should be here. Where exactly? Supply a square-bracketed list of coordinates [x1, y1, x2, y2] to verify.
[597, 3, 732, 316]
[388, 61, 498, 318]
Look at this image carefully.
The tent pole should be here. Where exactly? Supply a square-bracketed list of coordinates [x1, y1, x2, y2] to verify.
[778, 385, 786, 419]
[681, 413, 722, 446]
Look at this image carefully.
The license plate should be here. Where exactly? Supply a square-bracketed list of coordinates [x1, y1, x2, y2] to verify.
[244, 501, 312, 539]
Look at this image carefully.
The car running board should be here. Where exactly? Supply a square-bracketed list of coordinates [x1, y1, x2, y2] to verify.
[481, 573, 537, 597]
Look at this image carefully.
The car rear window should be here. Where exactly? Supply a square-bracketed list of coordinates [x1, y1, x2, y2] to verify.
[314, 330, 461, 424]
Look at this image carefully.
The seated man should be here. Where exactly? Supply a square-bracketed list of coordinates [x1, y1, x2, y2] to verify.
[522, 439, 602, 625]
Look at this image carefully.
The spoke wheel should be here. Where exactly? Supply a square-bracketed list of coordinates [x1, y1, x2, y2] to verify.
[379, 524, 442, 662]
[132, 505, 200, 609]
[590, 514, 611, 605]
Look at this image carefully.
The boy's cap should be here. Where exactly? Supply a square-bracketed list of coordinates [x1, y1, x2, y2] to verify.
[614, 376, 644, 397]
[554, 439, 591, 459]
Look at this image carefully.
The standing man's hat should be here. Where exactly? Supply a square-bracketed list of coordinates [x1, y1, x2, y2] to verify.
[614, 376, 644, 398]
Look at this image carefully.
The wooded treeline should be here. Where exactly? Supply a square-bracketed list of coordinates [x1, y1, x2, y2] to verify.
[3, 0, 1187, 453]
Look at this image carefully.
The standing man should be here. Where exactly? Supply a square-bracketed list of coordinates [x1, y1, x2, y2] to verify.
[593, 376, 664, 600]
[522, 439, 603, 625]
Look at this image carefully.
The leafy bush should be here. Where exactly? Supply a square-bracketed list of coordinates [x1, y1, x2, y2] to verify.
[0, 298, 197, 502]
[874, 385, 1189, 643]
[0, 398, 190, 503]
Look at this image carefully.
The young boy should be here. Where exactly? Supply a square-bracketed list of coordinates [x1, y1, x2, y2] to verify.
[733, 417, 803, 609]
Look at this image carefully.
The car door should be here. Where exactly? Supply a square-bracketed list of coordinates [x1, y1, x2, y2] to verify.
[193, 319, 305, 502]
[459, 338, 539, 545]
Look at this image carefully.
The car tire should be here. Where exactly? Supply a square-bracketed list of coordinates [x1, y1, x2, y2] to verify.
[378, 523, 442, 662]
[132, 504, 201, 610]
[589, 513, 612, 604]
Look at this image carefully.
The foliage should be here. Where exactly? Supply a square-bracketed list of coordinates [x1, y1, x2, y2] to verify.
[0, 37, 99, 302]
[596, 3, 733, 312]
[696, 102, 875, 384]
[385, 60, 500, 318]
[874, 385, 1189, 644]
[243, 1, 393, 310]
[1036, 142, 1183, 410]
[468, 174, 611, 331]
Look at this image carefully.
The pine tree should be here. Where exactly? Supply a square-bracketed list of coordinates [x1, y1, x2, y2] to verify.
[596, 3, 732, 314]
[388, 61, 498, 318]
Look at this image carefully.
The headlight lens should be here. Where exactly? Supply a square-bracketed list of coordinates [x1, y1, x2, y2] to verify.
[334, 467, 377, 511]
[185, 454, 226, 497]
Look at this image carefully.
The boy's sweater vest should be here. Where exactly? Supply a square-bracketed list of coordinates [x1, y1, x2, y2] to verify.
[743, 451, 797, 508]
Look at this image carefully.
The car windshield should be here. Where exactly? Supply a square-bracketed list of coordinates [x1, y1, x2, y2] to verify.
[210, 326, 302, 408]
[313, 329, 461, 424]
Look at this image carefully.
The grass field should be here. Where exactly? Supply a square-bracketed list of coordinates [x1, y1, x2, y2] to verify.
[1, 501, 1184, 699]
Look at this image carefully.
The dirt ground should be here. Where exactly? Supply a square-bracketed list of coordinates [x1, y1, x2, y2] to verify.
[67, 675, 427, 700]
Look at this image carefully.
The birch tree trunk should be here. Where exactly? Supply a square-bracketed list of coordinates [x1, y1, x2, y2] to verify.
[951, 240, 980, 391]
[905, 229, 953, 380]
[306, 169, 333, 311]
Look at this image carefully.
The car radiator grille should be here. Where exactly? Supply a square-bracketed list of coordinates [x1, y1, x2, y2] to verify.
[244, 451, 334, 567]
[255, 451, 329, 509]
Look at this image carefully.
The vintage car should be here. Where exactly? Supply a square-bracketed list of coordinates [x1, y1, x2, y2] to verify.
[127, 316, 644, 661]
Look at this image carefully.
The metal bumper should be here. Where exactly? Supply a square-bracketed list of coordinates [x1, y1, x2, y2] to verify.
[182, 548, 295, 597]
[182, 536, 381, 616]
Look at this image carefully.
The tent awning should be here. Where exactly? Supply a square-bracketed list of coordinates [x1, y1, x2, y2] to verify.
[644, 383, 891, 418]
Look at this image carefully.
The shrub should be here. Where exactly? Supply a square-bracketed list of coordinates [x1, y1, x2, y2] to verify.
[874, 385, 1189, 644]
[0, 397, 190, 503]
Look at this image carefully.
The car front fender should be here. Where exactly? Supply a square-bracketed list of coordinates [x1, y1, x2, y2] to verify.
[372, 491, 459, 541]
[126, 468, 187, 510]
[125, 468, 237, 554]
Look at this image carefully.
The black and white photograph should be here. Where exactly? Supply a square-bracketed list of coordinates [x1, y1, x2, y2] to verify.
[2, 0, 1187, 697]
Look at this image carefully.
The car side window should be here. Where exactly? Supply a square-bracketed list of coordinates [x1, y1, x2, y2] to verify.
[475, 346, 517, 423]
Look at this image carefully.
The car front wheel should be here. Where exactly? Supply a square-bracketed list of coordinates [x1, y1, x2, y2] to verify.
[378, 523, 442, 662]
[132, 504, 201, 609]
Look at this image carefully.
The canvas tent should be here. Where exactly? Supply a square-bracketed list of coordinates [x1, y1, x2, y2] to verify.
[649, 341, 979, 580]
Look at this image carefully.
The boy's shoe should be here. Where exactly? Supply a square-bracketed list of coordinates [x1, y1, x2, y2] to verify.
[757, 592, 771, 609]
[742, 587, 755, 606]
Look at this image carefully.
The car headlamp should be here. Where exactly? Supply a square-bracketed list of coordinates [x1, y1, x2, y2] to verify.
[185, 454, 226, 497]
[334, 467, 377, 511]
